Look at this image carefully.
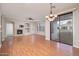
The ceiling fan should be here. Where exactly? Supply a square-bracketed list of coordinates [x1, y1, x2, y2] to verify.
[28, 17, 34, 20]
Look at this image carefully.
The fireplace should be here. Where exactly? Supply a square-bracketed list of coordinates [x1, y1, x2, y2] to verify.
[17, 30, 23, 34]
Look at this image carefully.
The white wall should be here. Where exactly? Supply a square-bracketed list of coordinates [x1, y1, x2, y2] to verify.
[45, 20, 50, 40]
[73, 7, 79, 48]
[14, 20, 24, 36]
[2, 16, 6, 41]
[2, 17, 25, 37]
[0, 8, 1, 48]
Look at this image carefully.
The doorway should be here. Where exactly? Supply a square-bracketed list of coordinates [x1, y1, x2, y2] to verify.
[50, 12, 73, 45]
[6, 22, 14, 38]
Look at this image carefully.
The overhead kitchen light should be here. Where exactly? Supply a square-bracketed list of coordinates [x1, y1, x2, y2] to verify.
[45, 3, 57, 21]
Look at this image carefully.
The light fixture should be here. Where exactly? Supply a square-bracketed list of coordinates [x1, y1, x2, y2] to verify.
[45, 3, 57, 21]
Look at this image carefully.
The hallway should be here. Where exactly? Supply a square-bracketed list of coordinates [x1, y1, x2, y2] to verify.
[0, 35, 79, 56]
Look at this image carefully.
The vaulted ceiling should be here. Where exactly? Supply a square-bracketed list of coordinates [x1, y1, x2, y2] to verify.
[1, 3, 79, 21]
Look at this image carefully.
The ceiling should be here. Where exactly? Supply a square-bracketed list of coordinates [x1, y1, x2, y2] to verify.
[1, 3, 79, 21]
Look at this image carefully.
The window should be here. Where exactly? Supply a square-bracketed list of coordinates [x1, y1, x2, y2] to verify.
[38, 22, 45, 32]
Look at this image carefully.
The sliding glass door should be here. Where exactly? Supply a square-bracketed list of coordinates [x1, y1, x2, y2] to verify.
[59, 12, 73, 45]
[50, 18, 59, 41]
[50, 12, 73, 45]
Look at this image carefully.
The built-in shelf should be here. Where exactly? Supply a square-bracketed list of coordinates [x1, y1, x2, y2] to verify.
[25, 23, 30, 32]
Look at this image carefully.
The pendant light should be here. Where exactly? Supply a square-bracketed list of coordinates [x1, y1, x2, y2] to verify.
[45, 3, 57, 21]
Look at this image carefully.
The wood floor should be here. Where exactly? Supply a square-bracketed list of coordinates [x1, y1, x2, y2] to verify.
[0, 34, 79, 56]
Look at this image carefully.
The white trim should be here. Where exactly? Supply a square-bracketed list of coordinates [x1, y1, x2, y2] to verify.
[36, 32, 45, 36]
[14, 35, 23, 36]
[74, 45, 79, 48]
[56, 8, 77, 15]
[45, 38, 50, 40]
[2, 38, 5, 42]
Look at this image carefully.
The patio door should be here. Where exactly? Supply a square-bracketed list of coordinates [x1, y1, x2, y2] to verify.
[50, 12, 73, 45]
[59, 12, 73, 45]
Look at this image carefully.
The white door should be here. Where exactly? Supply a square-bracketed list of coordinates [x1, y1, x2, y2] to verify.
[6, 22, 14, 37]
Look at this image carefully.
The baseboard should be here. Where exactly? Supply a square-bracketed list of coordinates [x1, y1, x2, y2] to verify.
[14, 35, 30, 37]
[45, 38, 50, 40]
[73, 45, 79, 48]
